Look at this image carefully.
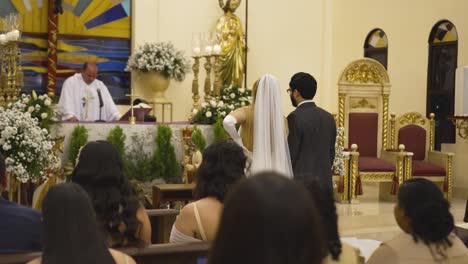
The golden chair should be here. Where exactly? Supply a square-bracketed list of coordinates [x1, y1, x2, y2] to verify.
[337, 58, 406, 203]
[390, 112, 454, 200]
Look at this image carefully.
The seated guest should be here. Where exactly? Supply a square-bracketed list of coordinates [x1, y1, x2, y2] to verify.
[170, 140, 246, 243]
[0, 153, 42, 253]
[27, 183, 135, 264]
[58, 62, 120, 122]
[368, 178, 468, 264]
[72, 141, 151, 247]
[305, 179, 363, 264]
[209, 172, 327, 264]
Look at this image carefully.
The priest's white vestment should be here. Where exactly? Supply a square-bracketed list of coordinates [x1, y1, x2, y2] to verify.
[58, 73, 120, 121]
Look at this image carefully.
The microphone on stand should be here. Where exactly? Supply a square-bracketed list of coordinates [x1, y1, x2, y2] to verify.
[95, 89, 105, 122]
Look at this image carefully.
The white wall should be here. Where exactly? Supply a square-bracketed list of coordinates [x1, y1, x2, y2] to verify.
[130, 0, 326, 121]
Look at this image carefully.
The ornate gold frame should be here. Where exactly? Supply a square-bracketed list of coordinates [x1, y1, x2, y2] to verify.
[390, 112, 454, 200]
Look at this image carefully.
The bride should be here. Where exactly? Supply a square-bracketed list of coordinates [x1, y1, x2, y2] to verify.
[223, 74, 293, 177]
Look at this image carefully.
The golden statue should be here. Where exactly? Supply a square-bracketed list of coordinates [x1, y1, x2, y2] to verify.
[216, 0, 246, 88]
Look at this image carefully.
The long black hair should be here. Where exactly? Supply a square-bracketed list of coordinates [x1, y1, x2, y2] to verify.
[398, 178, 454, 257]
[72, 140, 142, 247]
[194, 140, 246, 201]
[304, 180, 342, 260]
[41, 183, 115, 264]
[209, 172, 327, 264]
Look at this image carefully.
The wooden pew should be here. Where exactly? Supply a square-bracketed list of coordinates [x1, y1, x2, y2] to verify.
[147, 209, 179, 243]
[152, 184, 195, 209]
[0, 243, 210, 264]
[121, 242, 210, 264]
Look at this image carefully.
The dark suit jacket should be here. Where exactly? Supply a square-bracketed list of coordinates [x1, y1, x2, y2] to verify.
[0, 197, 43, 253]
[287, 102, 336, 189]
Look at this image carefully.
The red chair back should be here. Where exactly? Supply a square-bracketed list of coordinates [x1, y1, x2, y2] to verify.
[349, 113, 378, 157]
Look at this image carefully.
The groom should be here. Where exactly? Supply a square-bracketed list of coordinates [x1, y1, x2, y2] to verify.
[287, 72, 336, 190]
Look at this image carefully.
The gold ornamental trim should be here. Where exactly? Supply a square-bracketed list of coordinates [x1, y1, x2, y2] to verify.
[345, 64, 384, 84]
[399, 112, 426, 126]
[360, 172, 394, 182]
[446, 155, 453, 201]
[382, 94, 389, 150]
[350, 98, 376, 109]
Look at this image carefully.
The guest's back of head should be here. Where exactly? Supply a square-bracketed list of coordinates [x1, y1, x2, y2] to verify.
[396, 178, 454, 248]
[72, 140, 143, 247]
[209, 171, 327, 264]
[194, 140, 246, 201]
[41, 182, 114, 264]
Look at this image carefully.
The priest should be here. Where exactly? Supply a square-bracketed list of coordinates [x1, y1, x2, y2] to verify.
[58, 62, 120, 122]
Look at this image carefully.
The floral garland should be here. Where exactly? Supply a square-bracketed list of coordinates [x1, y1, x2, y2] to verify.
[0, 103, 60, 183]
[191, 85, 252, 124]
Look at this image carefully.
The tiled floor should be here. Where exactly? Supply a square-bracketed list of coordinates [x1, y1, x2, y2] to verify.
[337, 182, 467, 242]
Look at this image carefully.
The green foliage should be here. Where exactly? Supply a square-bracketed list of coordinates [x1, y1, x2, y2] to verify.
[191, 126, 206, 151]
[153, 125, 181, 182]
[124, 134, 157, 182]
[107, 126, 126, 158]
[213, 118, 229, 143]
[69, 125, 88, 166]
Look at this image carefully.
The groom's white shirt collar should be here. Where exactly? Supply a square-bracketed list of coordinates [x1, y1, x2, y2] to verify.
[297, 100, 314, 107]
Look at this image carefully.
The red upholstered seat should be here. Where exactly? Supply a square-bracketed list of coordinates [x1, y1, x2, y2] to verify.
[412, 160, 446, 176]
[358, 157, 395, 172]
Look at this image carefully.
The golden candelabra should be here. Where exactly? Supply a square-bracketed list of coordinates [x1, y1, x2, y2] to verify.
[191, 56, 201, 114]
[203, 55, 213, 102]
[0, 14, 22, 109]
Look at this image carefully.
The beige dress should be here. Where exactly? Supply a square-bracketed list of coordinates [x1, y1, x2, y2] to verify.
[367, 232, 468, 264]
[322, 242, 364, 264]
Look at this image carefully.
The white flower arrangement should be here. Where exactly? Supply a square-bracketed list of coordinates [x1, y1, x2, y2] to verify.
[125, 41, 190, 82]
[192, 85, 252, 124]
[11, 91, 58, 131]
[0, 107, 60, 183]
[332, 127, 346, 176]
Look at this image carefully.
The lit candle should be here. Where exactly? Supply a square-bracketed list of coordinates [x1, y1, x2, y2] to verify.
[193, 47, 201, 56]
[213, 44, 221, 55]
[204, 45, 212, 55]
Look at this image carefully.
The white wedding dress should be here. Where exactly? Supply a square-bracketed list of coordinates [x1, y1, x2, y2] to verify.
[223, 74, 293, 178]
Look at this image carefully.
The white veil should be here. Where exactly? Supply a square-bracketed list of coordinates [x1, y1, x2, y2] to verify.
[251, 74, 293, 178]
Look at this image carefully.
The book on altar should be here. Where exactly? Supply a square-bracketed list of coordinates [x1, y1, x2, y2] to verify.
[120, 103, 153, 122]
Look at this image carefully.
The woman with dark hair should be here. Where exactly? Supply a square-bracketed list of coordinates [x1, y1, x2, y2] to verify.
[169, 140, 246, 243]
[27, 183, 135, 264]
[72, 141, 151, 247]
[368, 178, 468, 264]
[304, 180, 363, 263]
[209, 172, 327, 264]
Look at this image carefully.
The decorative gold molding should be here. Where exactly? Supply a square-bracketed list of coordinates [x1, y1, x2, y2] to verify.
[345, 64, 384, 84]
[390, 114, 396, 150]
[399, 112, 426, 126]
[360, 172, 394, 181]
[349, 152, 359, 201]
[429, 113, 435, 151]
[446, 155, 453, 201]
[338, 94, 346, 147]
[404, 155, 412, 182]
[350, 98, 376, 109]
[382, 94, 389, 150]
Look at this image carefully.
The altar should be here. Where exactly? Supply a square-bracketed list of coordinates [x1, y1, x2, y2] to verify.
[52, 122, 214, 166]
